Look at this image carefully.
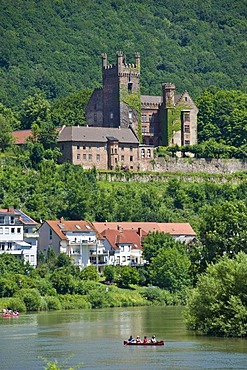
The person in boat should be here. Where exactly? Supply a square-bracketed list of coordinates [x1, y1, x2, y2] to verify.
[151, 335, 157, 343]
[128, 335, 135, 343]
[143, 336, 148, 343]
[136, 335, 141, 343]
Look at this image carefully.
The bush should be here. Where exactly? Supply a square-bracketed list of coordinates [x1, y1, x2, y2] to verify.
[45, 296, 62, 310]
[0, 297, 26, 312]
[58, 294, 90, 310]
[14, 288, 42, 311]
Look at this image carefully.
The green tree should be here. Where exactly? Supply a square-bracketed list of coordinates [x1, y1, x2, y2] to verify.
[0, 115, 15, 152]
[104, 265, 115, 283]
[185, 252, 247, 337]
[149, 246, 191, 292]
[143, 232, 183, 263]
[19, 93, 51, 129]
[117, 266, 140, 288]
[80, 266, 99, 281]
[200, 201, 247, 268]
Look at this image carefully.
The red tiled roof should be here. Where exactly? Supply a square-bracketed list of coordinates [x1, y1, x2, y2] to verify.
[45, 220, 102, 240]
[12, 127, 62, 145]
[93, 222, 196, 236]
[12, 130, 33, 144]
[101, 229, 142, 250]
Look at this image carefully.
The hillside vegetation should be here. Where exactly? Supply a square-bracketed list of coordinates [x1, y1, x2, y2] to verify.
[0, 0, 246, 106]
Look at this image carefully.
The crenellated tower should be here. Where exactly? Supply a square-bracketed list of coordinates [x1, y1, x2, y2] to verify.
[101, 52, 141, 136]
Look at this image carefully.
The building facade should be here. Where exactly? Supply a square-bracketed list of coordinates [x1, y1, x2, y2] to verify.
[57, 125, 153, 170]
[86, 52, 198, 147]
[38, 219, 108, 272]
[0, 208, 38, 267]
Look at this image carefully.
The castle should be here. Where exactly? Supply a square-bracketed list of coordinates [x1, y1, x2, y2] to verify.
[85, 51, 198, 148]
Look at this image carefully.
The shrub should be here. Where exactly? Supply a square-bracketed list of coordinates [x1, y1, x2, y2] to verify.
[14, 288, 42, 311]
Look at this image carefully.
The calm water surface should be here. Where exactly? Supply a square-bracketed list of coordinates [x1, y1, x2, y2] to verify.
[0, 306, 246, 370]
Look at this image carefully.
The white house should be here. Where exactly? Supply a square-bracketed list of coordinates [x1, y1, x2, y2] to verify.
[0, 208, 39, 267]
[38, 219, 108, 271]
[100, 228, 143, 266]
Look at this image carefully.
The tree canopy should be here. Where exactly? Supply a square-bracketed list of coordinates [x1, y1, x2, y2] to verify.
[0, 0, 246, 106]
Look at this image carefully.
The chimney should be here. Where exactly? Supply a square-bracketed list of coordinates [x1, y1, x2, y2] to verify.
[60, 217, 64, 223]
[8, 207, 14, 213]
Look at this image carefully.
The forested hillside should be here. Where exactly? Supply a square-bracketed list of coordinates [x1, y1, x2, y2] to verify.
[0, 0, 246, 106]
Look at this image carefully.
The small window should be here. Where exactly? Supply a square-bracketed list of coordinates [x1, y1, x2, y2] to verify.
[130, 146, 133, 152]
[0, 216, 4, 224]
[121, 155, 124, 161]
[49, 228, 52, 240]
[115, 148, 117, 154]
[5, 227, 9, 235]
[115, 158, 118, 163]
[0, 227, 3, 234]
[83, 154, 86, 160]
[17, 228, 21, 234]
[147, 149, 151, 158]
[77, 154, 80, 159]
[83, 145, 86, 150]
[142, 114, 147, 122]
[185, 140, 190, 145]
[185, 96, 188, 102]
[11, 228, 15, 234]
[141, 149, 145, 158]
[142, 126, 146, 134]
[77, 145, 80, 149]
[130, 156, 133, 162]
[96, 154, 100, 161]
[184, 125, 190, 133]
[88, 145, 92, 150]
[184, 113, 190, 122]
[89, 154, 92, 161]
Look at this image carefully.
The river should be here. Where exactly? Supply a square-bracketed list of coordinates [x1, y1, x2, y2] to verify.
[0, 306, 246, 370]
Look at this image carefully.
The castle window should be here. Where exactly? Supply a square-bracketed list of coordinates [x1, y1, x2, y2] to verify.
[130, 156, 133, 162]
[142, 126, 146, 134]
[115, 148, 117, 154]
[130, 146, 133, 152]
[185, 97, 188, 102]
[184, 113, 190, 122]
[121, 147, 124, 151]
[89, 154, 92, 161]
[83, 145, 86, 150]
[142, 114, 147, 122]
[110, 112, 114, 119]
[77, 154, 80, 160]
[121, 155, 124, 161]
[88, 145, 92, 150]
[83, 154, 86, 160]
[185, 140, 190, 145]
[184, 125, 190, 133]
[147, 149, 151, 158]
[97, 154, 100, 161]
[115, 158, 118, 163]
[141, 149, 145, 158]
[77, 145, 80, 149]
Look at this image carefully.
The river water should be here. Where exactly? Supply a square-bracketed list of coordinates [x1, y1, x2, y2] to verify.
[0, 306, 246, 370]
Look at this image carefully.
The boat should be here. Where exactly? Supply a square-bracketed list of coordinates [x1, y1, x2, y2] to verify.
[124, 340, 164, 346]
[2, 312, 19, 318]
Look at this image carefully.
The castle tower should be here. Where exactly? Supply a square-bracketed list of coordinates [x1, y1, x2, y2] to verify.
[162, 83, 175, 108]
[101, 52, 141, 136]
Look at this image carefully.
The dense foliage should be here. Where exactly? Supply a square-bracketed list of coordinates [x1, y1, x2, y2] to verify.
[185, 253, 247, 337]
[0, 0, 246, 106]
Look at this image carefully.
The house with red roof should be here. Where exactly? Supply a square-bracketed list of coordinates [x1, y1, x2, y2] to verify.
[38, 219, 107, 271]
[0, 207, 39, 267]
[101, 228, 144, 266]
[93, 222, 196, 245]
